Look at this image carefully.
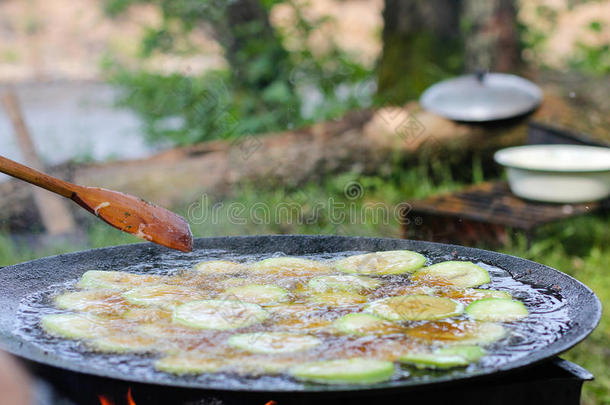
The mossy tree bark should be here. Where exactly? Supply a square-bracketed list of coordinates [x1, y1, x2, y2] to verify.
[377, 0, 521, 105]
[377, 0, 463, 105]
[462, 0, 521, 72]
[223, 0, 294, 91]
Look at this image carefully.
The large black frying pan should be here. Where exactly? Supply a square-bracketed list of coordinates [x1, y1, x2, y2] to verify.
[0, 235, 601, 397]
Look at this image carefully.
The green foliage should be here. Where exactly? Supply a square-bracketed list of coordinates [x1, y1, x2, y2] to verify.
[568, 41, 610, 76]
[566, 19, 609, 75]
[103, 0, 372, 145]
[519, 4, 609, 76]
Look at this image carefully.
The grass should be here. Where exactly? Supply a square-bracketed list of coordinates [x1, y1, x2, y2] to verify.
[0, 165, 608, 404]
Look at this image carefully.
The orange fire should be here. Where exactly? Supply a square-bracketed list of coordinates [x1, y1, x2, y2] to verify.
[99, 389, 274, 405]
[98, 396, 113, 405]
[127, 388, 136, 405]
[98, 388, 136, 405]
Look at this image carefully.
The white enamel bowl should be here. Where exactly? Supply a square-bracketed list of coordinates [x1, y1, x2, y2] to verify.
[494, 145, 610, 203]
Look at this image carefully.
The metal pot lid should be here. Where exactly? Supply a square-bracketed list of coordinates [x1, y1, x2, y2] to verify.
[420, 72, 543, 122]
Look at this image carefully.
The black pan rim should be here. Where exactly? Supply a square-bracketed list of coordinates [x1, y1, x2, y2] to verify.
[0, 234, 602, 394]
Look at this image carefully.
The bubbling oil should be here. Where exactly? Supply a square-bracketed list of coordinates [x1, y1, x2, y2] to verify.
[15, 249, 571, 389]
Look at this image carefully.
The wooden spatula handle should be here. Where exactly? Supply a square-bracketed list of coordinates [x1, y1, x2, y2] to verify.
[0, 155, 75, 198]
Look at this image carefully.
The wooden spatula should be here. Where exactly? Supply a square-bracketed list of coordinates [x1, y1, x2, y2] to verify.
[0, 155, 193, 252]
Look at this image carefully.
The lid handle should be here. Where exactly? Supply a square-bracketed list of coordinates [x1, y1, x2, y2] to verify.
[475, 69, 487, 83]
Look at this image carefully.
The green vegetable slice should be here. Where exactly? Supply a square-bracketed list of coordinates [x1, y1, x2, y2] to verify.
[451, 322, 507, 345]
[88, 334, 158, 353]
[399, 345, 487, 369]
[290, 358, 395, 385]
[438, 345, 487, 362]
[308, 291, 367, 306]
[251, 257, 330, 276]
[136, 322, 203, 339]
[308, 275, 381, 293]
[466, 298, 529, 322]
[122, 307, 171, 323]
[412, 261, 490, 288]
[173, 299, 269, 330]
[471, 289, 511, 299]
[54, 290, 126, 315]
[336, 250, 426, 275]
[399, 352, 470, 369]
[224, 284, 290, 305]
[76, 270, 163, 291]
[226, 356, 299, 375]
[333, 313, 402, 335]
[365, 295, 463, 321]
[122, 284, 205, 310]
[193, 260, 243, 275]
[155, 354, 225, 375]
[228, 332, 321, 354]
[438, 287, 511, 304]
[405, 320, 507, 345]
[41, 313, 109, 339]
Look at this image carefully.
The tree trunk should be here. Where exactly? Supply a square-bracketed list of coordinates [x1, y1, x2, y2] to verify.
[462, 0, 521, 72]
[377, 0, 522, 104]
[223, 0, 293, 90]
[377, 0, 463, 104]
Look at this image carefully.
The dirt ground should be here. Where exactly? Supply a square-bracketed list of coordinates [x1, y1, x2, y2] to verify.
[1, 0, 608, 82]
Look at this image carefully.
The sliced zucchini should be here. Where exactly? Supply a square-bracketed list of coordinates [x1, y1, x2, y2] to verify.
[155, 354, 225, 375]
[399, 345, 486, 369]
[335, 250, 426, 275]
[405, 321, 507, 345]
[455, 322, 507, 345]
[88, 334, 158, 353]
[54, 290, 127, 315]
[122, 284, 205, 310]
[224, 284, 290, 305]
[76, 270, 163, 291]
[173, 299, 269, 330]
[219, 277, 253, 289]
[357, 337, 424, 362]
[308, 275, 381, 293]
[226, 356, 299, 375]
[228, 332, 321, 354]
[289, 358, 395, 385]
[137, 322, 202, 339]
[411, 261, 490, 288]
[389, 284, 437, 296]
[437, 345, 487, 362]
[399, 352, 470, 369]
[265, 303, 320, 317]
[272, 316, 333, 333]
[365, 295, 463, 321]
[308, 291, 367, 306]
[193, 260, 243, 275]
[472, 289, 511, 299]
[333, 313, 402, 335]
[439, 287, 511, 303]
[465, 298, 529, 322]
[250, 257, 331, 276]
[122, 307, 172, 323]
[41, 313, 109, 339]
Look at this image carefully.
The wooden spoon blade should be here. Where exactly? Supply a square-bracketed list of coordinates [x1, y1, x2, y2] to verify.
[72, 186, 193, 252]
